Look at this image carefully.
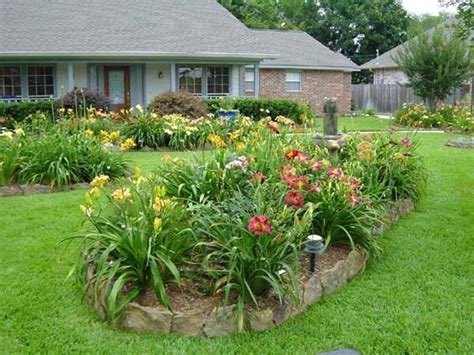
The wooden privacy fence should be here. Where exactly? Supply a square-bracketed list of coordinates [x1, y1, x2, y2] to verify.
[352, 84, 469, 113]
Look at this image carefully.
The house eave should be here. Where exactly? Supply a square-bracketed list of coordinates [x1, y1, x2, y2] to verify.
[259, 64, 360, 72]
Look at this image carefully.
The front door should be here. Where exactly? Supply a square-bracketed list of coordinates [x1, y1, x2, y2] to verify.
[104, 66, 130, 111]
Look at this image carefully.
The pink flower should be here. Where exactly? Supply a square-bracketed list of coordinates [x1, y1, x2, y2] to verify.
[347, 193, 359, 207]
[278, 164, 295, 176]
[310, 181, 322, 193]
[247, 215, 272, 236]
[327, 167, 344, 180]
[400, 137, 412, 147]
[310, 159, 330, 171]
[285, 191, 305, 209]
[288, 175, 309, 190]
[249, 172, 267, 184]
[284, 149, 309, 163]
[346, 178, 360, 192]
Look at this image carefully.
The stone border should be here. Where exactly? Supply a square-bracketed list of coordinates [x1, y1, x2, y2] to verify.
[85, 198, 415, 337]
[0, 182, 90, 197]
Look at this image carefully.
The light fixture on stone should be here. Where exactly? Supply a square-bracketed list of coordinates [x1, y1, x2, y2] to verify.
[304, 235, 325, 272]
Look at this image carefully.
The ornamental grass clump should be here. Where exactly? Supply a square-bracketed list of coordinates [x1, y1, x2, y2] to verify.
[73, 174, 196, 321]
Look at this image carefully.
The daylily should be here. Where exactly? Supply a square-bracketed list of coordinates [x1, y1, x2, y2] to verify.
[310, 181, 322, 193]
[249, 172, 267, 184]
[327, 167, 344, 180]
[310, 159, 330, 171]
[400, 137, 412, 147]
[268, 121, 280, 134]
[247, 215, 272, 236]
[288, 175, 309, 190]
[90, 175, 110, 187]
[112, 188, 132, 202]
[285, 191, 305, 209]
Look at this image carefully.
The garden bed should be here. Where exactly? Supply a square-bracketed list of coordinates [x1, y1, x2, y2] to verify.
[0, 182, 90, 197]
[85, 198, 415, 337]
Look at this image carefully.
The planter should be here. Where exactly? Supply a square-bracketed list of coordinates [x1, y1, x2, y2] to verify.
[217, 110, 239, 122]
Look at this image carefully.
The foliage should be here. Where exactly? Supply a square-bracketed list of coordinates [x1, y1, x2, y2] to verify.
[407, 12, 451, 38]
[75, 177, 195, 321]
[440, 0, 474, 41]
[393, 26, 471, 111]
[394, 103, 474, 132]
[148, 91, 209, 118]
[0, 100, 56, 127]
[340, 132, 427, 203]
[0, 130, 128, 188]
[205, 97, 314, 123]
[0, 136, 21, 185]
[58, 88, 111, 114]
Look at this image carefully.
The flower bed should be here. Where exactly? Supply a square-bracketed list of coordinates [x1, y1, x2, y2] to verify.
[71, 122, 426, 335]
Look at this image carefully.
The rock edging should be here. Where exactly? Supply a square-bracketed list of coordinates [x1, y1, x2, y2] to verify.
[85, 198, 415, 337]
[0, 182, 90, 197]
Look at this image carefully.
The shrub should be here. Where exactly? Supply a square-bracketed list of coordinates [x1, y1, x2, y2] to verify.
[4, 130, 128, 188]
[205, 97, 314, 124]
[0, 100, 56, 127]
[148, 91, 209, 118]
[58, 88, 111, 114]
[0, 136, 21, 186]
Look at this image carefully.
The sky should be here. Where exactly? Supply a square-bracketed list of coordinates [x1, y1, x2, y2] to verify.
[401, 0, 457, 15]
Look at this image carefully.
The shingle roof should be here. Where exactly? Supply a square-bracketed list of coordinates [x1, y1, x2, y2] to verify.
[252, 30, 359, 71]
[361, 20, 472, 70]
[0, 0, 276, 60]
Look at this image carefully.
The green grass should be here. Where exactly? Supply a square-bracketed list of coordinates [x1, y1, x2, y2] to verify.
[1, 134, 473, 353]
[301, 116, 394, 133]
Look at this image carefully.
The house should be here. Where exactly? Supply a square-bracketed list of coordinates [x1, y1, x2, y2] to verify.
[0, 0, 359, 113]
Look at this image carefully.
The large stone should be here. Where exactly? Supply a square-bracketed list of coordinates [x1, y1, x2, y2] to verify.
[302, 275, 323, 306]
[20, 184, 53, 195]
[121, 303, 173, 334]
[320, 260, 348, 296]
[272, 303, 295, 325]
[203, 305, 238, 337]
[172, 311, 205, 336]
[249, 308, 274, 331]
[71, 182, 90, 190]
[0, 185, 22, 196]
[344, 250, 366, 280]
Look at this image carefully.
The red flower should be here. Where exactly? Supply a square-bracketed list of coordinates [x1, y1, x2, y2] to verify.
[268, 121, 280, 134]
[310, 181, 322, 193]
[247, 215, 272, 236]
[346, 177, 360, 192]
[249, 172, 267, 184]
[327, 167, 344, 180]
[288, 175, 309, 190]
[284, 149, 308, 162]
[400, 137, 412, 147]
[285, 191, 305, 208]
[310, 159, 330, 171]
[278, 164, 295, 176]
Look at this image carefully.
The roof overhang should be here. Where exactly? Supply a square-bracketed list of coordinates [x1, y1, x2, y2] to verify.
[0, 51, 279, 63]
[259, 64, 360, 72]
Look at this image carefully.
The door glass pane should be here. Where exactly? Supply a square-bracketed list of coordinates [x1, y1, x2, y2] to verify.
[108, 71, 125, 104]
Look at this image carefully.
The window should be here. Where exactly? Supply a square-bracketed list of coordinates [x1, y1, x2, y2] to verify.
[0, 66, 22, 98]
[244, 67, 255, 92]
[27, 65, 54, 97]
[207, 66, 230, 96]
[286, 71, 301, 92]
[178, 66, 202, 95]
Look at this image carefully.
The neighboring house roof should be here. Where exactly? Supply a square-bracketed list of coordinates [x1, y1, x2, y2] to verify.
[362, 19, 472, 70]
[0, 0, 276, 61]
[251, 29, 360, 72]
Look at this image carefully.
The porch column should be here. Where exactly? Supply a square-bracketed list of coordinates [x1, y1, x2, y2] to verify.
[254, 63, 260, 98]
[170, 63, 177, 92]
[67, 63, 74, 91]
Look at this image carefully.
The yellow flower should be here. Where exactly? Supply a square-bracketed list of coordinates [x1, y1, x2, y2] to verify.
[236, 142, 245, 151]
[153, 198, 170, 213]
[161, 155, 172, 163]
[153, 217, 163, 232]
[228, 130, 241, 140]
[112, 188, 132, 202]
[359, 149, 376, 160]
[109, 131, 120, 142]
[207, 134, 226, 148]
[90, 175, 110, 187]
[90, 186, 101, 199]
[1, 131, 13, 139]
[99, 130, 109, 138]
[342, 134, 351, 143]
[357, 141, 373, 151]
[120, 138, 136, 151]
[328, 140, 340, 149]
[84, 129, 94, 138]
[14, 128, 25, 137]
[135, 104, 144, 114]
[394, 152, 406, 160]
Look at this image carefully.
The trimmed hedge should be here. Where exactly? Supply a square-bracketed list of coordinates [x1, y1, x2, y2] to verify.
[0, 100, 57, 126]
[204, 98, 314, 123]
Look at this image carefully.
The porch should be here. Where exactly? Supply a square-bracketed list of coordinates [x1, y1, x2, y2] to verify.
[0, 62, 260, 109]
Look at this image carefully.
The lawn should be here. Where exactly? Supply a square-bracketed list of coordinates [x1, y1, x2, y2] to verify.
[0, 133, 473, 353]
[305, 116, 394, 132]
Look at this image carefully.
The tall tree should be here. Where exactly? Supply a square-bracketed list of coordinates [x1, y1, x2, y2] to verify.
[439, 0, 474, 40]
[407, 12, 451, 38]
[394, 26, 471, 111]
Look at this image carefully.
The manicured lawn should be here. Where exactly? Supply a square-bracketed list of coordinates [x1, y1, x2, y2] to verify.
[302, 115, 394, 133]
[0, 134, 473, 353]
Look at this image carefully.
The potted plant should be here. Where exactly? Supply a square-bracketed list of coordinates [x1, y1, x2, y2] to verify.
[217, 97, 239, 122]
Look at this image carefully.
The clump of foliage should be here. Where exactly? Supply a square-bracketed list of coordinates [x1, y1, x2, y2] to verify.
[58, 88, 111, 114]
[0, 100, 57, 126]
[394, 103, 473, 132]
[393, 26, 471, 111]
[0, 129, 128, 188]
[148, 91, 209, 118]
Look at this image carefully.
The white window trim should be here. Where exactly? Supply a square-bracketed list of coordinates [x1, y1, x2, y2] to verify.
[286, 70, 302, 92]
[244, 67, 255, 93]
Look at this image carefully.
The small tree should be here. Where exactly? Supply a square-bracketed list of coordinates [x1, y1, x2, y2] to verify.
[393, 26, 471, 111]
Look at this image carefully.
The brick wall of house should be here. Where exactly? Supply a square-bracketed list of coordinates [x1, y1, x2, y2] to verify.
[258, 68, 352, 114]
